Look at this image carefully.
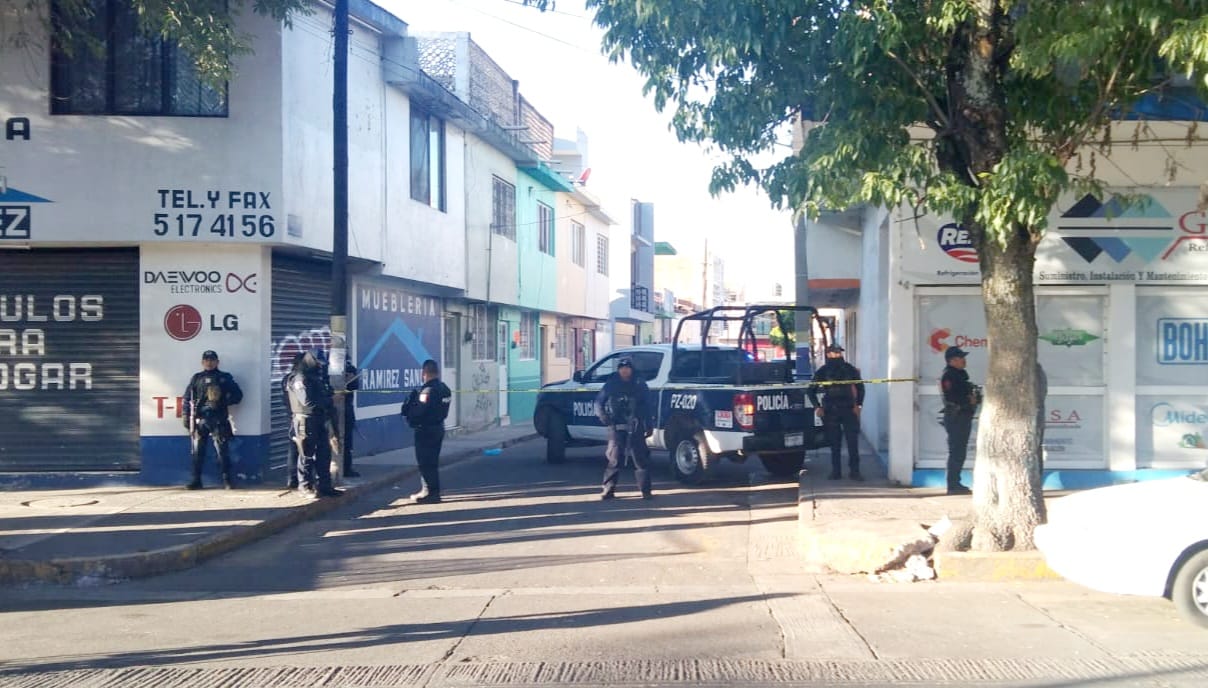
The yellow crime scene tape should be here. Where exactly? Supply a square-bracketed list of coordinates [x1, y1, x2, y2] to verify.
[347, 377, 918, 396]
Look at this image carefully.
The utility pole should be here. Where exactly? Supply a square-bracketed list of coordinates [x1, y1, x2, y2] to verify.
[794, 214, 812, 377]
[329, 0, 350, 482]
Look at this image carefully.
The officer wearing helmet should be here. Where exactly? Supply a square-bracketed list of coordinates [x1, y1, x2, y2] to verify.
[183, 350, 243, 490]
[594, 356, 654, 500]
[286, 350, 341, 498]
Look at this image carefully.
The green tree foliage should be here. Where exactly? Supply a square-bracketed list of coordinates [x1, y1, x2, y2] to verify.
[2, 0, 552, 87]
[588, 0, 1208, 550]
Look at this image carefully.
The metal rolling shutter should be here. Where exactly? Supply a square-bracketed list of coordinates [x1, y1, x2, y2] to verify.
[269, 254, 332, 468]
[0, 248, 139, 471]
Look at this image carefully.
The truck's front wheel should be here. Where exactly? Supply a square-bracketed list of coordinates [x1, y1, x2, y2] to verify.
[669, 430, 714, 484]
[760, 451, 806, 477]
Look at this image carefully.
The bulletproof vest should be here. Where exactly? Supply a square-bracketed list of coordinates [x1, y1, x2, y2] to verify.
[197, 374, 226, 416]
[607, 392, 634, 423]
[824, 364, 857, 399]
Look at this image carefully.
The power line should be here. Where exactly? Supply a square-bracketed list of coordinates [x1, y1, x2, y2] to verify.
[443, 0, 599, 53]
[490, 0, 587, 19]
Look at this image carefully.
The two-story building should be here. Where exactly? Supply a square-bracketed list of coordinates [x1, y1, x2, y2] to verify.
[0, 1, 622, 483]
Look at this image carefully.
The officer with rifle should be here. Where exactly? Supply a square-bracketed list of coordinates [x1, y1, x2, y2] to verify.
[594, 357, 654, 500]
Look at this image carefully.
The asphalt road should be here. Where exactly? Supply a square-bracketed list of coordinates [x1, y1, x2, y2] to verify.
[2, 440, 1206, 687]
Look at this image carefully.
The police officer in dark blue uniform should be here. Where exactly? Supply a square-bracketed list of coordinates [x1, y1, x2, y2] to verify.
[286, 350, 341, 498]
[341, 355, 362, 478]
[940, 346, 979, 495]
[594, 357, 654, 500]
[808, 344, 866, 481]
[183, 350, 243, 490]
[402, 359, 452, 504]
[282, 352, 306, 489]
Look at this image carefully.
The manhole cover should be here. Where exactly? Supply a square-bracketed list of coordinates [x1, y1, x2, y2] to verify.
[21, 497, 101, 509]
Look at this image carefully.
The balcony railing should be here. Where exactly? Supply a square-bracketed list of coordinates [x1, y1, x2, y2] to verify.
[631, 284, 650, 312]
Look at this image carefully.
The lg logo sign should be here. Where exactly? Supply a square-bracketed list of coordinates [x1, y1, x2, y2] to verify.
[164, 305, 239, 341]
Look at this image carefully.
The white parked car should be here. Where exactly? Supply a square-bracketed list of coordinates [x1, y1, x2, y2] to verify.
[1035, 469, 1208, 628]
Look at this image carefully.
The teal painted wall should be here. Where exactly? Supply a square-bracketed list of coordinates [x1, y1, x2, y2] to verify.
[501, 306, 540, 423]
[516, 170, 559, 313]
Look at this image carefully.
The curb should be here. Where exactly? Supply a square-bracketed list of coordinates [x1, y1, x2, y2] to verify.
[0, 433, 539, 586]
[933, 550, 1061, 581]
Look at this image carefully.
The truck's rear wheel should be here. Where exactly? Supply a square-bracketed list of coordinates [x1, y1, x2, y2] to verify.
[546, 413, 567, 464]
[669, 430, 713, 484]
[760, 451, 806, 477]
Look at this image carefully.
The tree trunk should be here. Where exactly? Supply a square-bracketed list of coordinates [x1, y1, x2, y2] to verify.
[970, 226, 1046, 551]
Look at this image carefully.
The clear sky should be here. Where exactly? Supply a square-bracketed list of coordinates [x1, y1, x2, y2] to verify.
[379, 0, 796, 299]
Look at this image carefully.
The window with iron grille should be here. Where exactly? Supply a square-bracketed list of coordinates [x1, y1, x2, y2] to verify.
[492, 176, 516, 240]
[555, 324, 568, 359]
[50, 0, 227, 116]
[571, 221, 586, 267]
[469, 305, 496, 361]
[596, 234, 609, 275]
[538, 203, 555, 256]
[519, 312, 537, 360]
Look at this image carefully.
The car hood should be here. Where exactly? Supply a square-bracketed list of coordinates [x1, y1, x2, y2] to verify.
[1047, 475, 1208, 531]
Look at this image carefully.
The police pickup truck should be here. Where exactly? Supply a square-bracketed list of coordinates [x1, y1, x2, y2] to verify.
[533, 305, 829, 484]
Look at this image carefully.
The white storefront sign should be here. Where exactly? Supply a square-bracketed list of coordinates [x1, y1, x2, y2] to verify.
[139, 245, 270, 437]
[900, 189, 1208, 286]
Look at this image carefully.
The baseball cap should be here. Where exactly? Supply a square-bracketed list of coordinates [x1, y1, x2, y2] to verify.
[825, 344, 845, 353]
[617, 357, 634, 369]
[202, 350, 218, 360]
[945, 346, 970, 361]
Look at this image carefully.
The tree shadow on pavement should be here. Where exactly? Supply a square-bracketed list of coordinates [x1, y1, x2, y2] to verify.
[0, 593, 791, 675]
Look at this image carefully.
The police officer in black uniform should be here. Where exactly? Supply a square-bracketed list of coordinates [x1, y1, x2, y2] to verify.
[594, 357, 654, 500]
[282, 352, 306, 489]
[183, 350, 244, 490]
[940, 345, 979, 495]
[341, 355, 362, 478]
[286, 350, 341, 498]
[402, 359, 452, 504]
[808, 344, 866, 481]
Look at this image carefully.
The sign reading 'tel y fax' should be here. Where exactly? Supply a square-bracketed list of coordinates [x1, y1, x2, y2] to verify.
[153, 189, 275, 239]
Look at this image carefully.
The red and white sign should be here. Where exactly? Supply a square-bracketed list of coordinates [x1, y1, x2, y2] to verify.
[163, 304, 203, 341]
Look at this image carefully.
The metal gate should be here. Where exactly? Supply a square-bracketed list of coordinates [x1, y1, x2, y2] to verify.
[269, 253, 332, 469]
[0, 248, 139, 471]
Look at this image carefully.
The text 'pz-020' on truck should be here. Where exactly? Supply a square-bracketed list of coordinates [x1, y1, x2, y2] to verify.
[533, 305, 832, 484]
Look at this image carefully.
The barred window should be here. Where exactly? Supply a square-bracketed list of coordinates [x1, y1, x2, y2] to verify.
[519, 312, 537, 360]
[50, 0, 227, 116]
[554, 324, 568, 359]
[492, 176, 516, 240]
[469, 305, 496, 362]
[596, 234, 609, 275]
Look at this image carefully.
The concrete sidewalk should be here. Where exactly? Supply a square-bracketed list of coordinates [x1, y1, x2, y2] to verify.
[0, 425, 538, 586]
[797, 443, 1062, 580]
